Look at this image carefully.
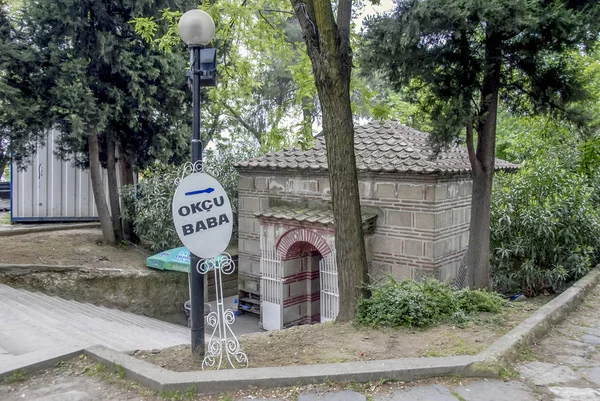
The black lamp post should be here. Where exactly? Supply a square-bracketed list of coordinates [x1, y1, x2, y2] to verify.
[178, 9, 217, 358]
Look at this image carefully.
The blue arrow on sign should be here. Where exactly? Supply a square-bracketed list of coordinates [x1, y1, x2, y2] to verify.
[184, 187, 215, 196]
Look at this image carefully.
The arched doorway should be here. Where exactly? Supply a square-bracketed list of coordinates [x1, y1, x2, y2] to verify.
[276, 229, 339, 327]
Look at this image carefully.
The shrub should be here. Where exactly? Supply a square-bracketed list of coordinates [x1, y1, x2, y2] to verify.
[355, 278, 506, 328]
[121, 165, 181, 252]
[491, 150, 600, 296]
[121, 145, 259, 252]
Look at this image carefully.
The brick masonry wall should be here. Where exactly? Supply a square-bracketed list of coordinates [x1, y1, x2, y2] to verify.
[237, 169, 472, 291]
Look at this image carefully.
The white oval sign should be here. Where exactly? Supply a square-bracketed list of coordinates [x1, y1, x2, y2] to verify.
[172, 173, 233, 259]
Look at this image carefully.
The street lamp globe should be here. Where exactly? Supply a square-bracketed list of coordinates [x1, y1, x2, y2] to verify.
[178, 9, 215, 46]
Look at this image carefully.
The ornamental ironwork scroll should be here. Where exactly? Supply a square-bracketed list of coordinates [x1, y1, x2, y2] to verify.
[197, 253, 248, 370]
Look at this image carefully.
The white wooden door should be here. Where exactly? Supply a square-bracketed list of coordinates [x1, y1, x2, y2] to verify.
[319, 255, 339, 322]
[260, 237, 283, 331]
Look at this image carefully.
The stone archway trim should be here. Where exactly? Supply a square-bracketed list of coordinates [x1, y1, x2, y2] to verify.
[276, 228, 332, 260]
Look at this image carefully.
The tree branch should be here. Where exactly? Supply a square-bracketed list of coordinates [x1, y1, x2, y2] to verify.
[221, 102, 263, 142]
[258, 10, 299, 48]
[465, 122, 476, 168]
[291, 0, 320, 56]
[263, 9, 294, 15]
[313, 0, 337, 56]
[337, 0, 352, 55]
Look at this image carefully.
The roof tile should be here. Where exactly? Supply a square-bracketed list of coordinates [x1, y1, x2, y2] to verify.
[255, 205, 378, 226]
[235, 121, 519, 173]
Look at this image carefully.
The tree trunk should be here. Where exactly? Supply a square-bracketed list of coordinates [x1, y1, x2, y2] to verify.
[0, 154, 7, 181]
[292, 0, 369, 321]
[465, 163, 493, 289]
[465, 29, 501, 289]
[88, 131, 116, 245]
[118, 146, 138, 243]
[106, 135, 123, 242]
[320, 78, 369, 321]
[301, 96, 313, 143]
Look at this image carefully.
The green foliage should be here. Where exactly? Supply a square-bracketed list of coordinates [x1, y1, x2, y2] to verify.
[121, 165, 181, 252]
[361, 0, 600, 149]
[496, 112, 579, 164]
[132, 0, 317, 150]
[0, 1, 47, 167]
[355, 278, 507, 328]
[455, 289, 505, 314]
[4, 0, 192, 170]
[122, 146, 259, 252]
[3, 369, 27, 384]
[491, 151, 600, 295]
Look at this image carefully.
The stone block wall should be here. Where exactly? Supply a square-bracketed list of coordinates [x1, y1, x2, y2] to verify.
[282, 254, 321, 327]
[432, 177, 472, 281]
[237, 172, 332, 293]
[237, 169, 472, 294]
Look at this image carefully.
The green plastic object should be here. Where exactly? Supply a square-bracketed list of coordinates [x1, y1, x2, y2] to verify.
[146, 247, 191, 273]
[146, 247, 227, 273]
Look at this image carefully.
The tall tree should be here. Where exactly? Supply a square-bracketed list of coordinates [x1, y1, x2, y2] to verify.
[136, 0, 370, 319]
[360, 0, 600, 289]
[0, 0, 47, 180]
[289, 0, 369, 321]
[133, 1, 319, 152]
[6, 0, 192, 244]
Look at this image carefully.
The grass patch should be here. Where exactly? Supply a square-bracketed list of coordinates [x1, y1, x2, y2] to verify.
[115, 364, 126, 379]
[1, 212, 10, 225]
[451, 390, 467, 401]
[3, 369, 27, 384]
[498, 365, 520, 380]
[518, 346, 538, 362]
[161, 388, 196, 401]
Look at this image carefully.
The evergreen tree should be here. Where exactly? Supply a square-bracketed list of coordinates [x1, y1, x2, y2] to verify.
[0, 0, 48, 179]
[6, 0, 192, 243]
[360, 0, 600, 289]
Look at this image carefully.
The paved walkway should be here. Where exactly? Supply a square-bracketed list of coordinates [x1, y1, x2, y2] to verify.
[2, 286, 600, 400]
[0, 283, 190, 368]
[0, 284, 261, 369]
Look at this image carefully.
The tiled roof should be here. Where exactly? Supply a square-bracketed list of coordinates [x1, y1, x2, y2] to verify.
[234, 121, 519, 174]
[255, 205, 378, 226]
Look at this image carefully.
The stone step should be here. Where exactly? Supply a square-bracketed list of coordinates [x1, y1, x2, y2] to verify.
[11, 286, 189, 336]
[17, 290, 174, 351]
[0, 292, 94, 354]
[94, 304, 190, 335]
[29, 290, 189, 345]
[0, 284, 189, 352]
[31, 291, 148, 329]
[0, 287, 128, 349]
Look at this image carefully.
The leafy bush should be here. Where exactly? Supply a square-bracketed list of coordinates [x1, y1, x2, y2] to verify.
[121, 165, 181, 252]
[355, 278, 506, 328]
[121, 145, 259, 252]
[491, 150, 600, 296]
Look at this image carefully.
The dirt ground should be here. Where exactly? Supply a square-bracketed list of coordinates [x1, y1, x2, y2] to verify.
[136, 296, 551, 371]
[0, 228, 150, 271]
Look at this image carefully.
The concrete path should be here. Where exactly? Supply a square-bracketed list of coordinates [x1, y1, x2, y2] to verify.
[0, 283, 190, 367]
[0, 284, 262, 369]
[2, 286, 600, 400]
